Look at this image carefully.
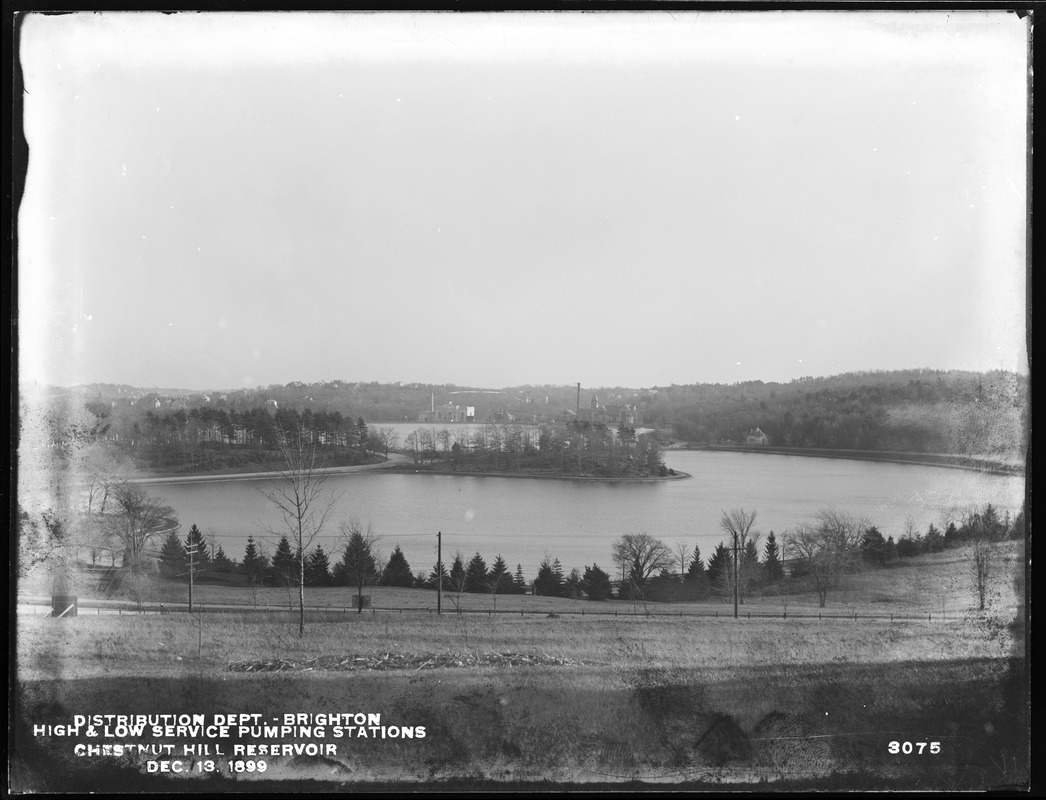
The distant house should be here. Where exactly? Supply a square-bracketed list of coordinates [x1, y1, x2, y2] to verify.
[745, 427, 769, 445]
[618, 404, 643, 427]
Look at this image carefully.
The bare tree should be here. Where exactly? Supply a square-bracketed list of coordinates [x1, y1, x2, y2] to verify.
[612, 533, 673, 593]
[375, 427, 400, 459]
[718, 508, 758, 617]
[104, 482, 178, 573]
[786, 507, 868, 608]
[966, 508, 1004, 612]
[674, 541, 690, 583]
[259, 426, 340, 636]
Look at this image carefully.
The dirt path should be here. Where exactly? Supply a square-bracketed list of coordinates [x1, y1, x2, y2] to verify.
[127, 452, 412, 486]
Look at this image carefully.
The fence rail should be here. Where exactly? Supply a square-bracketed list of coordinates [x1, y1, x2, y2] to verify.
[17, 597, 950, 623]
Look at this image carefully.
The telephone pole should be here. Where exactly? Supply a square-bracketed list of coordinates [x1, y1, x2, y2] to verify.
[184, 540, 198, 614]
[436, 530, 443, 616]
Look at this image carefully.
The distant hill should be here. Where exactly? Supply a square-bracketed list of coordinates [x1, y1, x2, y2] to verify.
[20, 369, 1028, 461]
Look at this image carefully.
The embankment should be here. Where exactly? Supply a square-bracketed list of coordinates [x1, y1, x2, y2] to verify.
[11, 657, 1025, 791]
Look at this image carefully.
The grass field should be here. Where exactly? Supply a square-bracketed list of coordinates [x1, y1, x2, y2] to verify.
[11, 543, 1028, 792]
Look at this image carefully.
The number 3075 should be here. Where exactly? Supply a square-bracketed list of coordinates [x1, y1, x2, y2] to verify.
[889, 741, 941, 755]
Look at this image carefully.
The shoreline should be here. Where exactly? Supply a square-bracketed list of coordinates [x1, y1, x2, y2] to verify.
[668, 444, 1024, 476]
[128, 458, 692, 486]
[123, 444, 1023, 485]
[376, 465, 692, 483]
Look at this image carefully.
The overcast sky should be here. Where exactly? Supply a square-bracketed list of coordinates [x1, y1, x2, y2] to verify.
[18, 11, 1028, 391]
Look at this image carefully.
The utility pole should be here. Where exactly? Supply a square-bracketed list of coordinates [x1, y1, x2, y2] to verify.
[184, 540, 198, 614]
[437, 530, 442, 616]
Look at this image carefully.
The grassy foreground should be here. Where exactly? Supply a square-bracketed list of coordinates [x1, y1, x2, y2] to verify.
[11, 545, 1026, 791]
[12, 599, 1027, 792]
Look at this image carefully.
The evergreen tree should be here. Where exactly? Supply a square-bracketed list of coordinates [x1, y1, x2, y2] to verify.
[925, 523, 943, 553]
[706, 542, 731, 592]
[884, 535, 898, 562]
[271, 535, 297, 586]
[427, 560, 449, 590]
[465, 552, 488, 593]
[552, 558, 565, 593]
[533, 557, 563, 597]
[242, 536, 268, 587]
[512, 564, 527, 594]
[306, 545, 331, 586]
[212, 544, 234, 573]
[184, 523, 210, 569]
[488, 554, 512, 595]
[335, 524, 379, 612]
[159, 528, 185, 579]
[581, 563, 613, 600]
[356, 417, 368, 452]
[740, 538, 762, 600]
[944, 522, 960, 548]
[448, 554, 467, 596]
[861, 526, 887, 566]
[381, 545, 415, 587]
[762, 531, 785, 582]
[686, 544, 706, 581]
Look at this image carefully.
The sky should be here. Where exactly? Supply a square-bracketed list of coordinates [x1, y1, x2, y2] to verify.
[17, 11, 1029, 391]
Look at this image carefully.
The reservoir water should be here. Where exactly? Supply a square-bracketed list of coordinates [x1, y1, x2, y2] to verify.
[153, 450, 1025, 580]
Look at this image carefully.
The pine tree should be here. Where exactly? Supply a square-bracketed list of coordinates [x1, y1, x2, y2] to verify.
[465, 552, 488, 593]
[306, 545, 331, 586]
[488, 555, 512, 595]
[533, 557, 562, 597]
[706, 542, 731, 592]
[446, 551, 465, 588]
[762, 531, 785, 582]
[242, 536, 268, 587]
[885, 535, 898, 562]
[184, 523, 210, 569]
[212, 544, 233, 573]
[159, 528, 185, 579]
[686, 544, 705, 581]
[271, 535, 297, 587]
[427, 560, 448, 590]
[381, 545, 414, 587]
[581, 563, 612, 600]
[552, 558, 565, 595]
[512, 564, 527, 594]
[356, 417, 368, 452]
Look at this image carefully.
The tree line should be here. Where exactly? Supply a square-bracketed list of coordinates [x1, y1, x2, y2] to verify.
[145, 499, 1021, 616]
[403, 419, 667, 477]
[651, 370, 1026, 457]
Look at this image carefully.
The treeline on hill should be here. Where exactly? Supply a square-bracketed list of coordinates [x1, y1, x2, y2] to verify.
[101, 407, 378, 473]
[57, 368, 1027, 464]
[404, 420, 668, 478]
[650, 370, 1027, 456]
[152, 502, 1021, 606]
